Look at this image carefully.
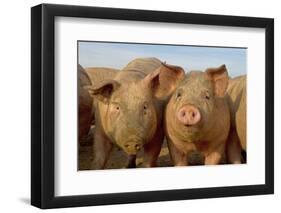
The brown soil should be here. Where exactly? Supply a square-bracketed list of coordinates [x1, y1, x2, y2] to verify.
[78, 127, 173, 170]
[78, 127, 233, 170]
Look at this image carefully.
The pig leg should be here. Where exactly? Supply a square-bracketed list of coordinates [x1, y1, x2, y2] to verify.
[127, 155, 137, 168]
[142, 134, 163, 167]
[91, 130, 113, 169]
[187, 151, 205, 165]
[226, 129, 242, 164]
[167, 139, 188, 166]
[204, 143, 225, 165]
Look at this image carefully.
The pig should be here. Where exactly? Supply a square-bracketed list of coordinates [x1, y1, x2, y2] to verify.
[226, 75, 246, 164]
[78, 64, 93, 145]
[87, 57, 185, 169]
[165, 65, 231, 166]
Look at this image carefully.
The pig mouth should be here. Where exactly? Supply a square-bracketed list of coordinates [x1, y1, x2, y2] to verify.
[121, 139, 143, 155]
[171, 116, 199, 134]
[178, 121, 200, 129]
[123, 147, 141, 155]
[177, 123, 201, 138]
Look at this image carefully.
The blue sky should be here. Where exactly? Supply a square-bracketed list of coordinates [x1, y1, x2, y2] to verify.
[78, 41, 246, 77]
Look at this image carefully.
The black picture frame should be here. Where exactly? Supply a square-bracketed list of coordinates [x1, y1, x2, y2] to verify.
[31, 3, 274, 209]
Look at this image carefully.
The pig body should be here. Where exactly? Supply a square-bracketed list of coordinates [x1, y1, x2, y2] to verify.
[88, 58, 185, 169]
[165, 65, 230, 166]
[226, 75, 246, 163]
[78, 65, 93, 144]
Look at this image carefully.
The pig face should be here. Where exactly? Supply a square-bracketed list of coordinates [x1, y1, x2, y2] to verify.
[168, 65, 228, 142]
[89, 63, 185, 155]
[101, 80, 158, 155]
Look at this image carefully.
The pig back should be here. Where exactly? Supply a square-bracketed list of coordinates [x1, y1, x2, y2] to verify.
[78, 65, 93, 142]
[85, 67, 118, 85]
[122, 57, 162, 77]
[226, 75, 246, 150]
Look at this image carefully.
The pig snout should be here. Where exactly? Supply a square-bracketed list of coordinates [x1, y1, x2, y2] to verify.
[177, 105, 201, 126]
[123, 141, 142, 154]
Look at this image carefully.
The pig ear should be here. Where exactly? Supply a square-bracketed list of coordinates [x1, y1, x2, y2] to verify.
[144, 63, 185, 98]
[206, 64, 228, 97]
[87, 80, 120, 103]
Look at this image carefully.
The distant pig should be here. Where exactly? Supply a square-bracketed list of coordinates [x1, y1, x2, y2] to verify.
[78, 64, 93, 144]
[226, 75, 246, 164]
[165, 65, 230, 166]
[88, 58, 185, 169]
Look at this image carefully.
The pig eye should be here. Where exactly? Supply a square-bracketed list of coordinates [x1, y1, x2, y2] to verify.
[143, 103, 149, 115]
[112, 103, 120, 111]
[176, 92, 182, 100]
[143, 102, 149, 109]
[204, 91, 210, 100]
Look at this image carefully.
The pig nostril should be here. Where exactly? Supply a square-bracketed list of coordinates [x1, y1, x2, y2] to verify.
[192, 112, 196, 118]
[124, 143, 141, 151]
[135, 144, 140, 150]
[181, 111, 186, 117]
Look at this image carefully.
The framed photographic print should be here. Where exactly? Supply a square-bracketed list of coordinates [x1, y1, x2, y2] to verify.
[31, 3, 274, 209]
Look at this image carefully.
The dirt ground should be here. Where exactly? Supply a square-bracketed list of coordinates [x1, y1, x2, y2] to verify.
[78, 127, 173, 170]
[78, 142, 173, 170]
[78, 126, 237, 170]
